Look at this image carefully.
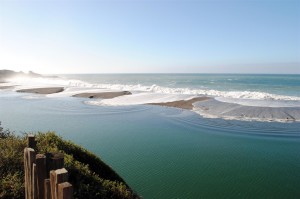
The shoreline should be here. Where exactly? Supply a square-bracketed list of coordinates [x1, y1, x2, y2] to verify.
[17, 87, 65, 94]
[148, 96, 211, 110]
[72, 91, 132, 99]
[3, 84, 299, 123]
[0, 86, 15, 89]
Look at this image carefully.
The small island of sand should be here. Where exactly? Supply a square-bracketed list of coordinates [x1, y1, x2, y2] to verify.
[17, 87, 65, 94]
[72, 91, 132, 99]
[0, 86, 15, 89]
[148, 96, 211, 110]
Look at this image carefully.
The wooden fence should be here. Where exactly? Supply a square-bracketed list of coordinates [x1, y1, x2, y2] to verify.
[24, 135, 73, 199]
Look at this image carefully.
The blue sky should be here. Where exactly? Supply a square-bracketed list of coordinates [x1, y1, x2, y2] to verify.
[0, 0, 299, 74]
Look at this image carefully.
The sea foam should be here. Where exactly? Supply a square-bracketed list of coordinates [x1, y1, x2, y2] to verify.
[5, 76, 300, 122]
[7, 76, 300, 101]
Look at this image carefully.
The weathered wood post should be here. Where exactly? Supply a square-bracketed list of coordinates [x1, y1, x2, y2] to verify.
[33, 163, 38, 199]
[24, 135, 36, 199]
[24, 135, 73, 199]
[28, 148, 36, 198]
[24, 148, 29, 199]
[46, 152, 64, 177]
[36, 154, 47, 199]
[58, 182, 73, 199]
[50, 168, 68, 199]
[44, 179, 51, 199]
[27, 134, 37, 149]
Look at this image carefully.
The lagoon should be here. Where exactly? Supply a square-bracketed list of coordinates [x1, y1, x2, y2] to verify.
[1, 92, 299, 198]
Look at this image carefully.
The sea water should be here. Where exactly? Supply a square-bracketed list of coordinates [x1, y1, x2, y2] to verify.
[6, 73, 300, 121]
[0, 74, 300, 198]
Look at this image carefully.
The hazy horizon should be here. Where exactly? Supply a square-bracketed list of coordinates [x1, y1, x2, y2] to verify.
[3, 68, 300, 75]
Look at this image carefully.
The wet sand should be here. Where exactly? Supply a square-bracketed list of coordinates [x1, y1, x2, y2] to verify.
[17, 87, 64, 94]
[0, 86, 14, 89]
[193, 98, 300, 122]
[149, 97, 211, 110]
[73, 91, 132, 99]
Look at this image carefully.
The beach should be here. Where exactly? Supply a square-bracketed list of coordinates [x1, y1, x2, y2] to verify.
[16, 87, 65, 94]
[0, 85, 14, 89]
[14, 86, 212, 110]
[73, 91, 132, 99]
[149, 96, 210, 110]
[1, 73, 300, 122]
[6, 83, 300, 122]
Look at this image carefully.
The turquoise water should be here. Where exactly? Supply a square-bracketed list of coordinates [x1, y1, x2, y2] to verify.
[59, 74, 300, 97]
[0, 91, 299, 198]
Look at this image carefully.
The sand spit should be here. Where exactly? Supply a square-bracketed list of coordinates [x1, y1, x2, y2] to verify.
[17, 87, 64, 94]
[194, 98, 300, 122]
[0, 86, 14, 89]
[148, 96, 211, 110]
[73, 91, 132, 99]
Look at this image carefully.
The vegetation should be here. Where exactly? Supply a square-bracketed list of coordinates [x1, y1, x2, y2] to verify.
[0, 125, 140, 199]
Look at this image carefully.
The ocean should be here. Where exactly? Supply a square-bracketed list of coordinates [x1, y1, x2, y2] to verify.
[0, 74, 299, 198]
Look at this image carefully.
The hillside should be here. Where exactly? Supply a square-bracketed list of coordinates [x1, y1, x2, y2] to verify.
[0, 125, 140, 199]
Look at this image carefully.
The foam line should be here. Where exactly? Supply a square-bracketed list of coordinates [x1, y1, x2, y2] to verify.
[7, 76, 300, 101]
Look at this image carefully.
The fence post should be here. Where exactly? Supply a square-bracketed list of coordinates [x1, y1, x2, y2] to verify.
[27, 134, 37, 149]
[24, 148, 29, 199]
[36, 154, 46, 199]
[44, 179, 51, 199]
[50, 171, 56, 199]
[50, 168, 68, 199]
[24, 148, 36, 199]
[25, 135, 73, 199]
[46, 152, 64, 177]
[58, 182, 73, 199]
[28, 149, 36, 199]
[32, 163, 37, 199]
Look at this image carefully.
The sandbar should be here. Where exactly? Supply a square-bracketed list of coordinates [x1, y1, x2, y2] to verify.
[149, 96, 211, 110]
[73, 91, 132, 99]
[194, 98, 300, 122]
[0, 86, 14, 89]
[17, 87, 64, 94]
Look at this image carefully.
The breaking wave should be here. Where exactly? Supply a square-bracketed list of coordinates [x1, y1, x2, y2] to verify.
[7, 76, 300, 101]
[5, 76, 300, 123]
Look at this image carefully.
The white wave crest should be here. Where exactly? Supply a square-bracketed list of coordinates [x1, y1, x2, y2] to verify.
[7, 76, 300, 101]
[86, 93, 196, 106]
[215, 97, 300, 107]
[67, 81, 300, 101]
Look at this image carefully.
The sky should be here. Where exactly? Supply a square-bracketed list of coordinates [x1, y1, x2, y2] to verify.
[0, 0, 299, 74]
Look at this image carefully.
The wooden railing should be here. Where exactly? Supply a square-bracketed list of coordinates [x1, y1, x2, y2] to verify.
[24, 135, 73, 199]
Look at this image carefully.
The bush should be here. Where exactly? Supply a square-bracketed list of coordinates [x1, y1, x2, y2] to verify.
[0, 126, 140, 199]
[0, 126, 26, 199]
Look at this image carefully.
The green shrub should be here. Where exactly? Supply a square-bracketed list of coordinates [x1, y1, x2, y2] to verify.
[0, 126, 140, 199]
[0, 127, 26, 199]
[0, 172, 24, 199]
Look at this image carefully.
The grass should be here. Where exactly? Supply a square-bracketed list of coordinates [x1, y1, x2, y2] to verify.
[0, 125, 140, 199]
